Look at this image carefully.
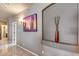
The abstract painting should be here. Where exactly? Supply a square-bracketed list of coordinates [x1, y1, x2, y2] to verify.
[23, 14, 37, 32]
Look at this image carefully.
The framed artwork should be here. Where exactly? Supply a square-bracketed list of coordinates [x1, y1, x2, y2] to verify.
[23, 13, 37, 32]
[42, 3, 78, 45]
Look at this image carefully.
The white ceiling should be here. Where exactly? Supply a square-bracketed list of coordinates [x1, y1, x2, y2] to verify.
[0, 3, 33, 19]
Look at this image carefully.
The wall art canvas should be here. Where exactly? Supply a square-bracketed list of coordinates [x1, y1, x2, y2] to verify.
[23, 14, 37, 32]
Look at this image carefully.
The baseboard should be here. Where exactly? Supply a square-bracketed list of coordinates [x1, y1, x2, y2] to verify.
[17, 44, 39, 56]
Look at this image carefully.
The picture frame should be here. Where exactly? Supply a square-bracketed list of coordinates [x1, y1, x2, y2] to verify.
[23, 13, 37, 32]
[42, 3, 78, 45]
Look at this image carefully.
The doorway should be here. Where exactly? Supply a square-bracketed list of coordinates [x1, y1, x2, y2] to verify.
[12, 22, 17, 44]
[0, 20, 8, 45]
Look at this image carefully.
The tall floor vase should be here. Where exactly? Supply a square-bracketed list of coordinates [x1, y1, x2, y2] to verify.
[55, 30, 59, 43]
[54, 16, 60, 43]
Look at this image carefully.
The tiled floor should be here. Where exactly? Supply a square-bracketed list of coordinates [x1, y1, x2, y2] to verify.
[0, 38, 34, 56]
[0, 45, 34, 56]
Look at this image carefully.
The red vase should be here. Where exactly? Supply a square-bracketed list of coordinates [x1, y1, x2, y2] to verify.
[55, 30, 59, 43]
[54, 16, 60, 43]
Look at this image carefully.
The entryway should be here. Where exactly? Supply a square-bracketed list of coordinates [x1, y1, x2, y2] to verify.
[0, 19, 8, 46]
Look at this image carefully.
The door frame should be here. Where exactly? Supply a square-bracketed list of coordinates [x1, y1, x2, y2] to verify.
[12, 22, 17, 44]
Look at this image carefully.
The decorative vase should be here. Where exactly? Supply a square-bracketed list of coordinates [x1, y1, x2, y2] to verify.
[54, 16, 60, 43]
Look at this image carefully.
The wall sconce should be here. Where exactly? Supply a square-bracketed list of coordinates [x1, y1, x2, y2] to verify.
[19, 16, 24, 24]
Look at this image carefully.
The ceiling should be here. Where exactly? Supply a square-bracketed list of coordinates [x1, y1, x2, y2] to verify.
[0, 3, 33, 19]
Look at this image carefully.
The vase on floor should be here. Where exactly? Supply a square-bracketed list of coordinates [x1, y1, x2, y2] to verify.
[54, 16, 60, 43]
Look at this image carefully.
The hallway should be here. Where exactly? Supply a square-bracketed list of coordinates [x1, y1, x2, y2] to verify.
[0, 3, 79, 56]
[0, 3, 36, 56]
